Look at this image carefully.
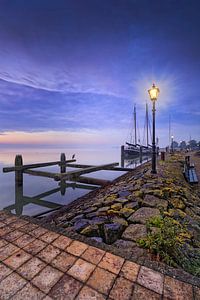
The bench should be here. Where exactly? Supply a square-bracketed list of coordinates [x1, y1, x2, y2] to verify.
[183, 156, 198, 184]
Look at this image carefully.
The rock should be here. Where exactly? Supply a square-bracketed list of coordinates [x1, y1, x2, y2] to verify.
[119, 207, 135, 218]
[90, 216, 108, 226]
[111, 203, 123, 210]
[142, 195, 168, 210]
[98, 206, 110, 213]
[118, 190, 131, 197]
[90, 237, 103, 243]
[131, 246, 146, 259]
[80, 224, 99, 237]
[132, 191, 143, 198]
[112, 217, 128, 228]
[114, 239, 137, 250]
[170, 197, 185, 210]
[84, 207, 98, 214]
[74, 219, 90, 232]
[107, 209, 121, 216]
[115, 198, 129, 204]
[71, 214, 84, 223]
[86, 212, 99, 218]
[104, 223, 124, 244]
[124, 201, 139, 209]
[122, 224, 147, 241]
[128, 207, 160, 224]
[165, 209, 186, 219]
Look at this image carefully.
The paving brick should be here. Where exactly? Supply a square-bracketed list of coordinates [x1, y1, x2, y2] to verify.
[17, 257, 46, 280]
[137, 266, 164, 295]
[0, 239, 8, 248]
[12, 282, 45, 299]
[4, 229, 24, 242]
[10, 219, 29, 229]
[30, 226, 48, 238]
[4, 249, 31, 269]
[109, 276, 133, 300]
[194, 286, 200, 300]
[98, 252, 124, 274]
[23, 238, 47, 255]
[31, 265, 63, 293]
[87, 267, 116, 295]
[77, 285, 106, 300]
[13, 233, 35, 248]
[0, 243, 19, 260]
[120, 260, 140, 281]
[20, 223, 39, 233]
[49, 274, 82, 299]
[81, 246, 105, 264]
[0, 225, 13, 237]
[131, 284, 161, 299]
[2, 215, 18, 225]
[50, 251, 77, 272]
[66, 240, 88, 256]
[0, 221, 6, 228]
[0, 263, 13, 281]
[39, 231, 59, 243]
[37, 244, 61, 263]
[0, 272, 27, 299]
[67, 258, 95, 282]
[52, 235, 72, 249]
[163, 276, 193, 300]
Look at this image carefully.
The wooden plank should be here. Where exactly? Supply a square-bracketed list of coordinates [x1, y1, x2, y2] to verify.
[73, 176, 110, 186]
[3, 159, 76, 173]
[55, 162, 119, 181]
[65, 163, 131, 172]
[24, 169, 59, 179]
[59, 182, 98, 190]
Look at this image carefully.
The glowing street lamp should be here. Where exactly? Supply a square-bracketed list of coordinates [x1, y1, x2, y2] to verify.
[148, 83, 160, 174]
[171, 135, 174, 153]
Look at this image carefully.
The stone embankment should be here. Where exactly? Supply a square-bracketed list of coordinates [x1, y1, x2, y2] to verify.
[42, 152, 200, 280]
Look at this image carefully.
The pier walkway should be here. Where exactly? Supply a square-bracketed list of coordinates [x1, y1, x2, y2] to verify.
[0, 210, 199, 299]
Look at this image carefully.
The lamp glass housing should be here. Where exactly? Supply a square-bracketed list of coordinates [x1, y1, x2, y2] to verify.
[148, 84, 160, 101]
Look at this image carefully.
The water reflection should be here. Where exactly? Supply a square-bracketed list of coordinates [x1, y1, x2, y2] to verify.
[4, 179, 98, 217]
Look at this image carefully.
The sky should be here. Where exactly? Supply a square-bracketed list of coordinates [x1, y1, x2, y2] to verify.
[0, 0, 199, 148]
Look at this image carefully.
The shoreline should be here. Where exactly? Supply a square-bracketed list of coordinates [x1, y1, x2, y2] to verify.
[35, 152, 200, 286]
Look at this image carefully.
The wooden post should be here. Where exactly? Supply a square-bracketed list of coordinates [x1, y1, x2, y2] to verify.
[60, 153, 66, 173]
[60, 180, 66, 196]
[140, 146, 142, 163]
[121, 145, 124, 167]
[15, 155, 23, 187]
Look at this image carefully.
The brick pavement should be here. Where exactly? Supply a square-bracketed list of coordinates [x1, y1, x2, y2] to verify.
[0, 210, 199, 299]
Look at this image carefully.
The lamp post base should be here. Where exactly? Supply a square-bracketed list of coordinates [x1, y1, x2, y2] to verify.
[151, 170, 157, 174]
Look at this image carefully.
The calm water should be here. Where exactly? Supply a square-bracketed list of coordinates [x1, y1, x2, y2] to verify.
[0, 147, 149, 217]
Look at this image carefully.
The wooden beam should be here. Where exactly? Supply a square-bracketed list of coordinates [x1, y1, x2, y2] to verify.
[59, 182, 98, 190]
[55, 162, 119, 181]
[73, 176, 110, 186]
[3, 159, 76, 173]
[65, 163, 132, 172]
[24, 169, 59, 179]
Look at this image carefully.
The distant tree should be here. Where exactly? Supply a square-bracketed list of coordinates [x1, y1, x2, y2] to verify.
[189, 140, 197, 150]
[180, 141, 187, 150]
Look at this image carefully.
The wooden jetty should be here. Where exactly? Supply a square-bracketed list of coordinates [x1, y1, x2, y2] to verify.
[3, 153, 132, 217]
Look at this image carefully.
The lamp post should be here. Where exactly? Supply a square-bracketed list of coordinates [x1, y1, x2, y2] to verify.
[148, 83, 160, 174]
[171, 135, 174, 153]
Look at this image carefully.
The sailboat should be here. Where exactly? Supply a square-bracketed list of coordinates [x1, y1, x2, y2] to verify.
[123, 104, 152, 157]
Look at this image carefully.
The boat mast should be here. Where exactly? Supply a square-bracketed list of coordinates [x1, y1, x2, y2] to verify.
[134, 105, 137, 145]
[146, 103, 149, 147]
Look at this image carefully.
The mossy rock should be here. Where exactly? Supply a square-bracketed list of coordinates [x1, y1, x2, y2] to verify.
[112, 217, 128, 227]
[80, 224, 99, 237]
[119, 207, 135, 218]
[111, 203, 123, 211]
[165, 209, 186, 219]
[104, 194, 118, 205]
[170, 198, 185, 210]
[107, 209, 121, 216]
[133, 190, 143, 198]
